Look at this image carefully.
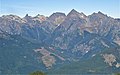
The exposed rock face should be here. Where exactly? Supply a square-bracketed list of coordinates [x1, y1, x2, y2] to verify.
[42, 55, 56, 69]
[0, 9, 119, 59]
[33, 14, 47, 23]
[34, 48, 56, 68]
[116, 63, 120, 68]
[34, 47, 64, 68]
[0, 15, 24, 35]
[48, 12, 66, 25]
[0, 9, 120, 73]
[102, 53, 120, 68]
[67, 9, 87, 19]
[103, 54, 116, 66]
[0, 10, 119, 54]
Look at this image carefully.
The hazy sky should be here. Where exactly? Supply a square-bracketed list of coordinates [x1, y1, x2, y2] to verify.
[0, 0, 120, 18]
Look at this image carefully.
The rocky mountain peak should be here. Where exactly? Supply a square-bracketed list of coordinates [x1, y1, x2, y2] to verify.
[48, 12, 66, 25]
[49, 12, 66, 17]
[2, 15, 21, 20]
[24, 14, 33, 19]
[67, 9, 79, 16]
[67, 9, 87, 19]
[24, 14, 33, 22]
[1, 15, 26, 23]
[90, 11, 108, 19]
[98, 11, 103, 14]
[36, 14, 40, 17]
[25, 14, 29, 17]
[34, 14, 46, 22]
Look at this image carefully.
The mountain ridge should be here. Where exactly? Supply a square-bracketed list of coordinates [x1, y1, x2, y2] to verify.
[1, 9, 119, 19]
[0, 9, 120, 74]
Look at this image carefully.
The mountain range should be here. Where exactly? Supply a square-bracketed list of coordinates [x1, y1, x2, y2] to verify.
[0, 9, 120, 75]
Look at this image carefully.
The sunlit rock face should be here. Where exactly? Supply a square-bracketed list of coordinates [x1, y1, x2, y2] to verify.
[0, 15, 24, 35]
[33, 14, 47, 23]
[0, 9, 120, 74]
[48, 12, 66, 26]
[102, 54, 116, 66]
[0, 9, 119, 56]
[102, 53, 120, 68]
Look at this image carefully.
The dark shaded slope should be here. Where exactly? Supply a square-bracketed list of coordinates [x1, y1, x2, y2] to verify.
[0, 35, 47, 74]
[48, 46, 120, 75]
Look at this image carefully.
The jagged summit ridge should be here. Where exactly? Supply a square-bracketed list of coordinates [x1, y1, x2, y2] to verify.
[67, 9, 87, 18]
[0, 9, 120, 45]
[0, 9, 120, 74]
[1, 9, 113, 19]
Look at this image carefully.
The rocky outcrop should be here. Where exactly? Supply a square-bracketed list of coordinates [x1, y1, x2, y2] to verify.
[102, 54, 120, 68]
[102, 54, 116, 66]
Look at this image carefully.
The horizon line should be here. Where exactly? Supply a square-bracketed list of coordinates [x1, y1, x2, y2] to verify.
[0, 9, 120, 19]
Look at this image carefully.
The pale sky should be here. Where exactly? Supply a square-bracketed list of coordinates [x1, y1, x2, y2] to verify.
[0, 0, 120, 18]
